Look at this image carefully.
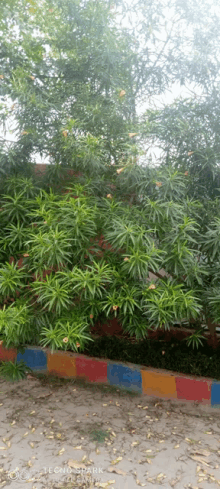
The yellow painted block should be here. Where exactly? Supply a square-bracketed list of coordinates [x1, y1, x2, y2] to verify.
[47, 351, 76, 378]
[141, 370, 177, 398]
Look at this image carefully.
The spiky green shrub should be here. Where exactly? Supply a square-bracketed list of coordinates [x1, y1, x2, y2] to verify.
[0, 360, 32, 382]
[0, 169, 220, 351]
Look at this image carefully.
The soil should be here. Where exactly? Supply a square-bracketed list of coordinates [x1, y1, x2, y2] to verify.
[1, 375, 220, 489]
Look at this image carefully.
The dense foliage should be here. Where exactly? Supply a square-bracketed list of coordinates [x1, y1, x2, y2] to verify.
[1, 0, 220, 355]
[0, 171, 220, 352]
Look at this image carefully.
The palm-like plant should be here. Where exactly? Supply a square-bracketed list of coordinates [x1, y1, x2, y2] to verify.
[0, 262, 28, 299]
[1, 167, 220, 351]
[0, 360, 32, 381]
[31, 273, 73, 314]
[40, 311, 92, 352]
[25, 226, 74, 272]
[0, 302, 34, 348]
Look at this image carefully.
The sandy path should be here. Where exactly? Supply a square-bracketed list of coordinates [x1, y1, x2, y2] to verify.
[0, 375, 220, 489]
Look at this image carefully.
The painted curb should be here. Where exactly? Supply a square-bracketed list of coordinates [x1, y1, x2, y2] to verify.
[0, 345, 220, 406]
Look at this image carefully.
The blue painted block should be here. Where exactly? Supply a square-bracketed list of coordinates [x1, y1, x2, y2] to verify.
[211, 382, 220, 406]
[17, 348, 47, 371]
[107, 363, 142, 392]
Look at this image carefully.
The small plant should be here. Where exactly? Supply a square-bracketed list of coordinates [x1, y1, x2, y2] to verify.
[89, 429, 110, 443]
[184, 329, 207, 349]
[0, 302, 35, 348]
[40, 312, 93, 352]
[0, 360, 32, 381]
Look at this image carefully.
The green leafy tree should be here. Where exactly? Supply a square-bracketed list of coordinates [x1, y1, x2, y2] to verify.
[1, 0, 220, 182]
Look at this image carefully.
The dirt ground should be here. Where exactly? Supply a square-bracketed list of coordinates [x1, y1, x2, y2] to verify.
[0, 375, 220, 489]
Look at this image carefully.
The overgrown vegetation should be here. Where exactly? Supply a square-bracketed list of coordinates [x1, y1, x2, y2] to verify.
[1, 0, 220, 359]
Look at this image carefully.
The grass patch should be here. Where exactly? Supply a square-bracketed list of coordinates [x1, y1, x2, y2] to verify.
[78, 421, 110, 444]
[89, 428, 110, 443]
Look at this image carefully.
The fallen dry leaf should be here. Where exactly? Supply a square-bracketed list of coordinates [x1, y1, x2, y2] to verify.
[156, 473, 166, 480]
[193, 449, 210, 457]
[190, 455, 212, 467]
[136, 479, 146, 486]
[58, 448, 65, 455]
[111, 456, 122, 465]
[95, 481, 115, 488]
[36, 393, 52, 399]
[108, 466, 126, 476]
[73, 445, 82, 450]
[169, 477, 181, 487]
[68, 460, 86, 469]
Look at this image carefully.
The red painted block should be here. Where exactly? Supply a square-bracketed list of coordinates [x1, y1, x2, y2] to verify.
[0, 344, 17, 362]
[75, 356, 108, 383]
[175, 376, 211, 404]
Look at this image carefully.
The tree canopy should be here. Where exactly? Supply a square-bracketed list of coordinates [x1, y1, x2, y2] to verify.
[1, 0, 220, 183]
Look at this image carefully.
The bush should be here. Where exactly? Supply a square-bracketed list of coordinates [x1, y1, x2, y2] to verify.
[84, 335, 220, 380]
[0, 360, 32, 382]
